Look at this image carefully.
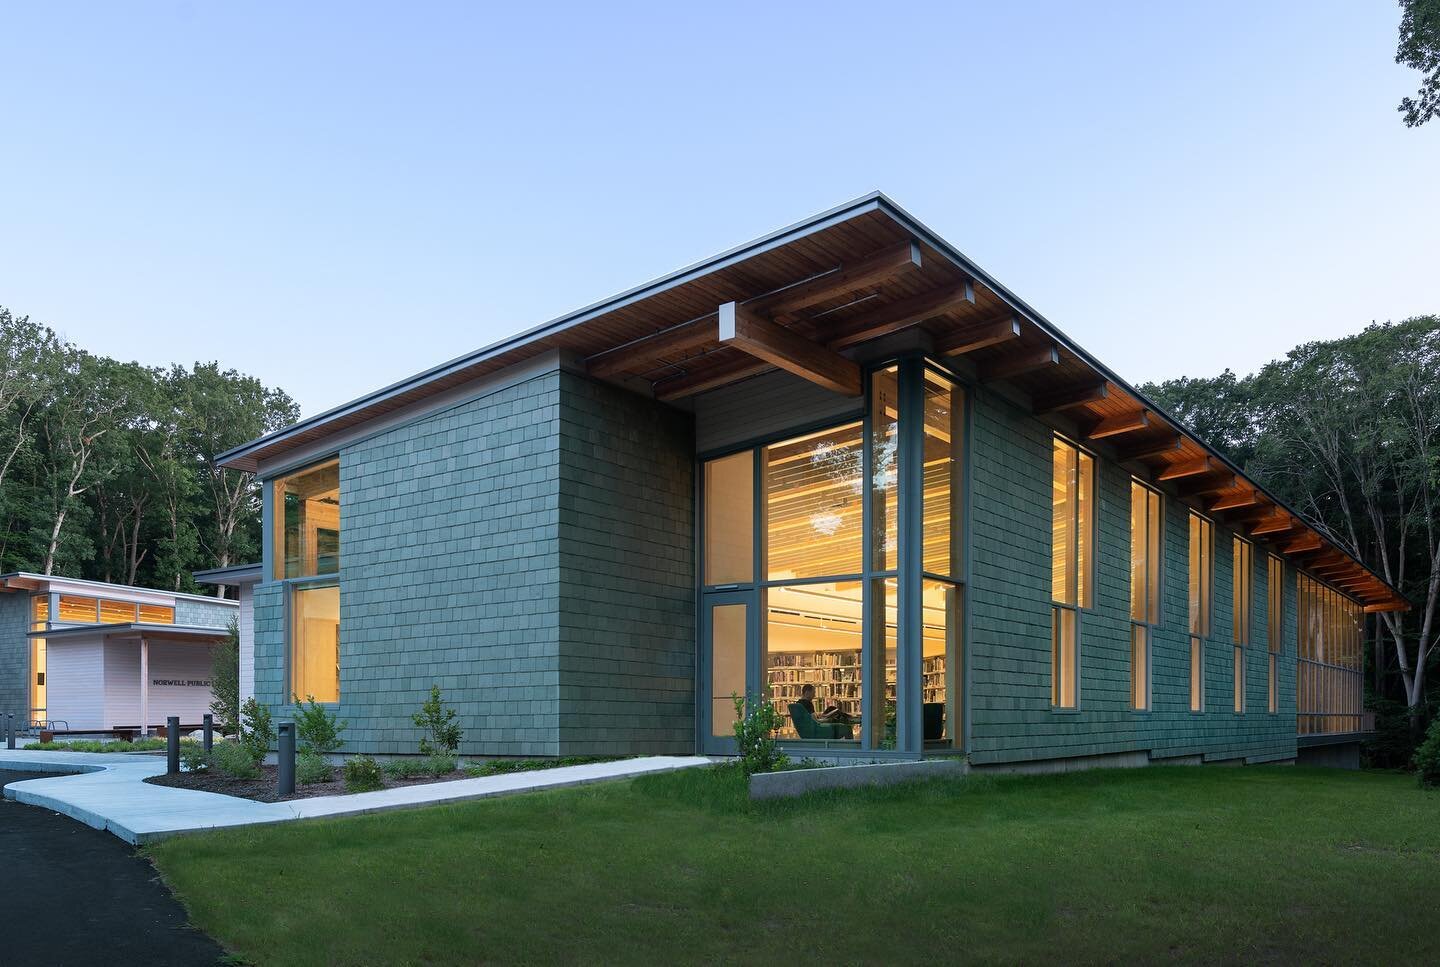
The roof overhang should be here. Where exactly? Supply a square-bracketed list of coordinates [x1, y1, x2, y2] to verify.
[0, 572, 239, 608]
[192, 563, 263, 587]
[215, 192, 1408, 612]
[32, 623, 232, 644]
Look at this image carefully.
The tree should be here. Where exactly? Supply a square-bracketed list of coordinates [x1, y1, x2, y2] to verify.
[210, 618, 241, 736]
[1146, 317, 1440, 735]
[1397, 0, 1440, 127]
[179, 362, 299, 586]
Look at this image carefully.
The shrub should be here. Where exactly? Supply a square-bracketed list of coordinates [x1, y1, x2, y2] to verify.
[425, 752, 457, 775]
[180, 742, 210, 773]
[343, 755, 384, 792]
[1413, 716, 1440, 789]
[238, 698, 275, 765]
[25, 738, 173, 753]
[293, 694, 347, 755]
[210, 740, 260, 779]
[210, 618, 241, 735]
[382, 753, 458, 780]
[732, 693, 788, 776]
[297, 750, 334, 785]
[412, 685, 462, 755]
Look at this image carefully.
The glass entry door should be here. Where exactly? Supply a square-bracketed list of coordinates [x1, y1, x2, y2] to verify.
[701, 590, 757, 753]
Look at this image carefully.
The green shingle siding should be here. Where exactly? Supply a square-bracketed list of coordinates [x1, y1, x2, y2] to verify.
[966, 387, 1298, 766]
[251, 365, 694, 757]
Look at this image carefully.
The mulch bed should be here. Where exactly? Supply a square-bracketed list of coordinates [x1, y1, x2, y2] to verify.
[144, 765, 474, 803]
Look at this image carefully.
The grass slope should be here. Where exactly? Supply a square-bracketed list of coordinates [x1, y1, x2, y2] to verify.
[148, 765, 1440, 965]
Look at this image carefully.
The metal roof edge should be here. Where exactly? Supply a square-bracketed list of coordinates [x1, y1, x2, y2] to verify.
[217, 192, 890, 468]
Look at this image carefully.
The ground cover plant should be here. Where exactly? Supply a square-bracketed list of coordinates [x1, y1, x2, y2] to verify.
[147, 765, 1440, 965]
[24, 738, 191, 753]
[463, 755, 621, 778]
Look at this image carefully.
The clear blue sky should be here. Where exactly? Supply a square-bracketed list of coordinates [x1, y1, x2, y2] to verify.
[2, 1, 1435, 418]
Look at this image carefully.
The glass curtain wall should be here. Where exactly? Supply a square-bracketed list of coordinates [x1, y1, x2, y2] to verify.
[1129, 481, 1162, 711]
[1297, 574, 1363, 734]
[1267, 555, 1284, 713]
[699, 358, 965, 754]
[1188, 513, 1213, 712]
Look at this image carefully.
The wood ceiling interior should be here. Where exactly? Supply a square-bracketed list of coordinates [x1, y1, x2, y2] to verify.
[225, 204, 1405, 611]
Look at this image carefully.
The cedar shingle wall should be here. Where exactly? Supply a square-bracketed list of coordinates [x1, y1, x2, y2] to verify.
[967, 387, 1298, 766]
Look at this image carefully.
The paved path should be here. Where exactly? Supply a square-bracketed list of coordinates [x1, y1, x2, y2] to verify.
[0, 751, 711, 844]
[0, 770, 225, 966]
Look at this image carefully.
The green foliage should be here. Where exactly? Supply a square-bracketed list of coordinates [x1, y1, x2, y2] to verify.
[411, 685, 462, 755]
[463, 755, 621, 778]
[297, 750, 334, 786]
[1364, 696, 1423, 769]
[293, 694, 347, 755]
[1144, 317, 1440, 719]
[209, 740, 260, 779]
[238, 698, 275, 766]
[209, 619, 241, 735]
[0, 305, 299, 585]
[381, 754, 457, 780]
[731, 693, 789, 776]
[342, 755, 384, 792]
[24, 738, 176, 753]
[181, 742, 211, 773]
[1396, 0, 1440, 127]
[1413, 716, 1440, 788]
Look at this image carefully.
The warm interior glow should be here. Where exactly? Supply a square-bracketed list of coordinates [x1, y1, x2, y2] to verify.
[922, 370, 962, 577]
[100, 598, 138, 624]
[710, 602, 748, 737]
[1297, 575, 1363, 734]
[138, 603, 176, 624]
[292, 583, 340, 703]
[871, 367, 899, 572]
[275, 459, 341, 580]
[57, 594, 98, 623]
[765, 582, 863, 741]
[764, 423, 864, 581]
[703, 451, 754, 586]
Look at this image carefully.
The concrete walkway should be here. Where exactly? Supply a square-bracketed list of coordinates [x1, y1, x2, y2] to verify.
[0, 749, 711, 845]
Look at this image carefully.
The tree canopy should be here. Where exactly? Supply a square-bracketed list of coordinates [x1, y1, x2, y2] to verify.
[0, 306, 298, 592]
[1144, 316, 1440, 726]
[1397, 0, 1440, 126]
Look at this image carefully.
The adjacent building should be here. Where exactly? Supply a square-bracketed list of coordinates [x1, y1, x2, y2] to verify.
[217, 193, 1404, 768]
[0, 573, 236, 734]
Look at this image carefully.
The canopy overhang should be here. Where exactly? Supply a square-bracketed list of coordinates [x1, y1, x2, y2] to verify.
[217, 192, 1408, 612]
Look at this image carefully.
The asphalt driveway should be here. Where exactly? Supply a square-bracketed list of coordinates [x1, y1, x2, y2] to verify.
[0, 770, 225, 966]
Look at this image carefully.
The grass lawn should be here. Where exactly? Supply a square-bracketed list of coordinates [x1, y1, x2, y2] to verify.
[147, 765, 1440, 965]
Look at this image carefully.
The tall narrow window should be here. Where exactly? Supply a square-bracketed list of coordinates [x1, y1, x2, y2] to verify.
[1129, 480, 1162, 710]
[703, 451, 754, 586]
[1188, 513, 1213, 712]
[1267, 554, 1283, 713]
[921, 369, 964, 746]
[30, 596, 47, 716]
[1233, 537, 1252, 713]
[1052, 437, 1093, 709]
[274, 458, 342, 703]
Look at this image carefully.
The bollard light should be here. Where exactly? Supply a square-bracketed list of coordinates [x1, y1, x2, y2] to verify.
[277, 721, 296, 795]
[202, 713, 214, 753]
[166, 716, 181, 774]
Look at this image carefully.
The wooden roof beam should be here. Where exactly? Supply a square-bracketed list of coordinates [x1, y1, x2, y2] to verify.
[1158, 457, 1215, 481]
[1034, 382, 1109, 414]
[1282, 533, 1323, 554]
[1210, 490, 1263, 513]
[652, 352, 771, 402]
[826, 281, 975, 350]
[1177, 473, 1236, 497]
[754, 240, 923, 318]
[1114, 435, 1183, 463]
[718, 302, 861, 397]
[587, 316, 718, 379]
[1251, 514, 1296, 536]
[1085, 409, 1150, 441]
[981, 345, 1060, 382]
[936, 314, 1022, 357]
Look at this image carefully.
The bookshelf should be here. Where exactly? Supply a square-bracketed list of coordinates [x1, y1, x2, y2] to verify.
[766, 650, 948, 738]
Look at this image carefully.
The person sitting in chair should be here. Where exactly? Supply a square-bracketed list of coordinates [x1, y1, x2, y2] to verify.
[798, 683, 854, 725]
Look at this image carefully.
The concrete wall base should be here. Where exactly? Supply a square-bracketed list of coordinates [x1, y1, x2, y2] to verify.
[1297, 741, 1361, 769]
[970, 749, 1152, 775]
[749, 758, 968, 800]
